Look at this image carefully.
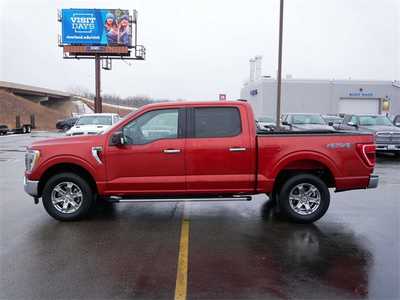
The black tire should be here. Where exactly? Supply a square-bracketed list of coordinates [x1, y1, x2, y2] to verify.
[26, 126, 31, 133]
[278, 174, 330, 224]
[42, 172, 94, 221]
[22, 126, 27, 134]
[62, 125, 70, 132]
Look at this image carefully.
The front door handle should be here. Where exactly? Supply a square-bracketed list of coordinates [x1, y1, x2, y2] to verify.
[229, 147, 246, 152]
[163, 149, 181, 154]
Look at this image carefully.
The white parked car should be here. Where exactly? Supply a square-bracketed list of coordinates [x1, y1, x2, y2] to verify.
[66, 113, 120, 136]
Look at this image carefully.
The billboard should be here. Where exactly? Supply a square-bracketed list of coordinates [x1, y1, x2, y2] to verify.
[61, 9, 131, 46]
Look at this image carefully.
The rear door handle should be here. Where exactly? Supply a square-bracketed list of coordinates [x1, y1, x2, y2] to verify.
[163, 149, 181, 154]
[229, 147, 246, 152]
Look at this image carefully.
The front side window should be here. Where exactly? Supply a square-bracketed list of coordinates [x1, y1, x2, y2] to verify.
[194, 107, 241, 138]
[123, 109, 179, 145]
[350, 115, 358, 124]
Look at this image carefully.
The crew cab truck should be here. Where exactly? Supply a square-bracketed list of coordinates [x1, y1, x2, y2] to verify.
[24, 101, 378, 223]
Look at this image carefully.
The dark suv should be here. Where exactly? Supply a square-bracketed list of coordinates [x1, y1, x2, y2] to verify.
[56, 117, 78, 132]
[339, 114, 400, 156]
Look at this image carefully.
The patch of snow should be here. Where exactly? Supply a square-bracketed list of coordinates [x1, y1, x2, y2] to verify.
[73, 100, 94, 115]
[74, 96, 138, 111]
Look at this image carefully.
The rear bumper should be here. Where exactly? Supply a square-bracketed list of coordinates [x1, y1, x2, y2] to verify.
[368, 175, 379, 189]
[24, 176, 39, 197]
[376, 144, 400, 152]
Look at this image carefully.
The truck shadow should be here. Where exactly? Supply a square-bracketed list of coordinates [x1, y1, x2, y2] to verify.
[376, 152, 400, 162]
[27, 200, 373, 299]
[254, 200, 373, 298]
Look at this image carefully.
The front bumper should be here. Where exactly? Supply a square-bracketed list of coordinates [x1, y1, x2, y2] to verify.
[24, 176, 39, 197]
[368, 175, 379, 189]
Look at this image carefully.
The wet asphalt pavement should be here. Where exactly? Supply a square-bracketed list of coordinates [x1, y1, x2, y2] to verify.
[0, 133, 399, 300]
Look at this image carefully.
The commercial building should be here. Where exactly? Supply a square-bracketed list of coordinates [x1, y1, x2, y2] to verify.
[240, 57, 400, 118]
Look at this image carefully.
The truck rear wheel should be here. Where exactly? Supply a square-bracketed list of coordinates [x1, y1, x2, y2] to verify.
[42, 172, 94, 221]
[278, 174, 330, 223]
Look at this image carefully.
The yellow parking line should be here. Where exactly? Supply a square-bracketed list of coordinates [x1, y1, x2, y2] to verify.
[174, 216, 190, 300]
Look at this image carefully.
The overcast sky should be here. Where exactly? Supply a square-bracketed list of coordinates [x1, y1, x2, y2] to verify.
[0, 0, 399, 100]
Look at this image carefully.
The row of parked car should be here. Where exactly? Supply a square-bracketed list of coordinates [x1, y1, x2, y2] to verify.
[256, 113, 400, 156]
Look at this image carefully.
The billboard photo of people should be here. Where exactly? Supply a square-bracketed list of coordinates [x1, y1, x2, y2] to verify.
[61, 8, 132, 46]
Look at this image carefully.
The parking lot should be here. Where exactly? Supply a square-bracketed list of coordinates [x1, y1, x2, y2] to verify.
[0, 133, 399, 300]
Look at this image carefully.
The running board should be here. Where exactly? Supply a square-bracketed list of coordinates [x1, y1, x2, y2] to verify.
[106, 195, 252, 203]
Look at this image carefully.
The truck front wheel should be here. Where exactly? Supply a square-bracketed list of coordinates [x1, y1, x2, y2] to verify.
[42, 172, 94, 221]
[278, 174, 330, 223]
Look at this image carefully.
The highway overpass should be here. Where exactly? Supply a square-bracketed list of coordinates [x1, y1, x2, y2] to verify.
[0, 81, 72, 103]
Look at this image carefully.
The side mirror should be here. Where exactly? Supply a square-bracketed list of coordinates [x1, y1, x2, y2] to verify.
[328, 121, 334, 126]
[110, 131, 125, 146]
[347, 122, 358, 127]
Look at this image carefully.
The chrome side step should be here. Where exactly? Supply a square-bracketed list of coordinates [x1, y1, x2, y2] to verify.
[107, 195, 252, 203]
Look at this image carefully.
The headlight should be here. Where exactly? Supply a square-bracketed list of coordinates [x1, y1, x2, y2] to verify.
[25, 149, 40, 172]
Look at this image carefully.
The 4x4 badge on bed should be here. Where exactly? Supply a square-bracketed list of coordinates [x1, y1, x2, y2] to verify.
[326, 143, 352, 149]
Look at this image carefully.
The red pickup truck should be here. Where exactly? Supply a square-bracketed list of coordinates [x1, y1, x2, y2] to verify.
[24, 101, 378, 223]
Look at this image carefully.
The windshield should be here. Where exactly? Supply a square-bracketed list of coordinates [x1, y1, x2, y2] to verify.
[292, 115, 325, 125]
[258, 116, 274, 123]
[76, 116, 112, 126]
[359, 116, 393, 126]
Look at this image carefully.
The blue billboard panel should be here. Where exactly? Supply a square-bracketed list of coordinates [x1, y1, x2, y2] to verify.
[61, 9, 131, 46]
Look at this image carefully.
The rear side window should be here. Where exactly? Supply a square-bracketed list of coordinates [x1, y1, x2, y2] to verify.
[194, 107, 241, 138]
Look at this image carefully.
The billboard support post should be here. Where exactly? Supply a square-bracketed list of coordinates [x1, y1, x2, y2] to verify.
[95, 54, 102, 113]
[276, 0, 284, 128]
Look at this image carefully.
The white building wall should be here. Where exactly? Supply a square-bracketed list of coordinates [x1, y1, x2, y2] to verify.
[281, 80, 331, 113]
[241, 78, 400, 117]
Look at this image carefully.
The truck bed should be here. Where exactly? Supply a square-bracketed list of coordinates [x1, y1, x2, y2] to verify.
[256, 130, 375, 192]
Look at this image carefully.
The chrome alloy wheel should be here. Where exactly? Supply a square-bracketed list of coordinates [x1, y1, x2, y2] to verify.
[51, 182, 83, 214]
[289, 183, 321, 215]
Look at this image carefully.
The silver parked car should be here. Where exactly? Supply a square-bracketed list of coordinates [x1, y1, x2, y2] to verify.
[322, 115, 343, 129]
[393, 115, 400, 128]
[281, 113, 335, 131]
[256, 116, 276, 131]
[339, 114, 400, 156]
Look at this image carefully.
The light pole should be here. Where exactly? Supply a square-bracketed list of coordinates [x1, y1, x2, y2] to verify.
[276, 0, 284, 127]
[95, 54, 102, 113]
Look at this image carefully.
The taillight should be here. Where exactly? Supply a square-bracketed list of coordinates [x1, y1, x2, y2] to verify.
[356, 144, 376, 167]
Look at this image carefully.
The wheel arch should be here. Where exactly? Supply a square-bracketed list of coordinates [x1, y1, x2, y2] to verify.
[272, 153, 338, 195]
[38, 163, 98, 197]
